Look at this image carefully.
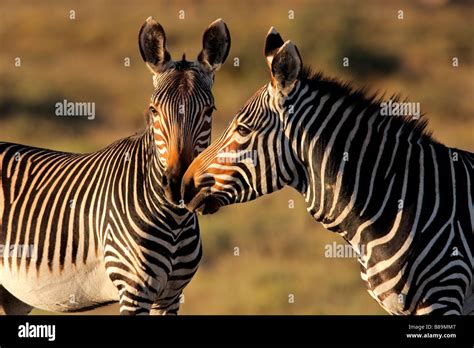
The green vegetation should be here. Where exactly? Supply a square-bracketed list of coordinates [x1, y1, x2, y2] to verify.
[1, 0, 472, 314]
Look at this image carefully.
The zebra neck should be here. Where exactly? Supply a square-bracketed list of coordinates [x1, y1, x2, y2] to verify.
[288, 78, 433, 242]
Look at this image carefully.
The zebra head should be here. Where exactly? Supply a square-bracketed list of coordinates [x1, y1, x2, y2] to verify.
[139, 17, 230, 206]
[182, 27, 304, 214]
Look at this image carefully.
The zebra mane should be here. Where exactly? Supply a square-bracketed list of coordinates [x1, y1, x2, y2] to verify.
[154, 59, 199, 95]
[299, 66, 434, 143]
[174, 59, 193, 70]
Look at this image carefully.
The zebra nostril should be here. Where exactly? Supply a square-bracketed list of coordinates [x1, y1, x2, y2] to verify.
[205, 176, 215, 187]
[182, 177, 196, 204]
[162, 174, 168, 187]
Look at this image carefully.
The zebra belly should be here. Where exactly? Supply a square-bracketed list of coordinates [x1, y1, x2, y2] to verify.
[0, 259, 118, 312]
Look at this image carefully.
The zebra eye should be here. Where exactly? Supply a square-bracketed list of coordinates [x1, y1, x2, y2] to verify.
[204, 105, 216, 116]
[149, 106, 158, 116]
[236, 124, 251, 137]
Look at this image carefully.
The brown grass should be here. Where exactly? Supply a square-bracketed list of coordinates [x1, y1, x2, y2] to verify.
[2, 0, 472, 315]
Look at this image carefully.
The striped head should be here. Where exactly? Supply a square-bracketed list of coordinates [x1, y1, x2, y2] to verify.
[139, 17, 230, 206]
[182, 28, 303, 214]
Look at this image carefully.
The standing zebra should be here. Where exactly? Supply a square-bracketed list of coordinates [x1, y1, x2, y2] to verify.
[182, 28, 474, 315]
[0, 17, 230, 315]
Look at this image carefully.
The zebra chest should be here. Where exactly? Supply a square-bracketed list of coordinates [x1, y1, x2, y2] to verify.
[104, 216, 201, 290]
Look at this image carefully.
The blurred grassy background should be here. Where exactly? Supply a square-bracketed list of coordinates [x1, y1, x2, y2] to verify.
[0, 0, 472, 314]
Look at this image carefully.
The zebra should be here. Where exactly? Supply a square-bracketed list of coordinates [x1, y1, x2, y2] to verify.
[0, 17, 230, 315]
[182, 27, 474, 315]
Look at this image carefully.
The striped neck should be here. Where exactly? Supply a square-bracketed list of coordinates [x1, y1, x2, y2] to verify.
[284, 74, 433, 238]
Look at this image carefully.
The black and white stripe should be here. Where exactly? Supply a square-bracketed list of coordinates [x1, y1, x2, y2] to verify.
[0, 17, 230, 315]
[182, 28, 473, 315]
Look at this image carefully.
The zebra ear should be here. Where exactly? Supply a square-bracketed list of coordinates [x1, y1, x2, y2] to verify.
[264, 27, 284, 70]
[271, 41, 302, 95]
[139, 17, 172, 74]
[198, 19, 231, 73]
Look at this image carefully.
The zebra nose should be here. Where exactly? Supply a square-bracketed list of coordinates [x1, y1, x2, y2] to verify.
[182, 176, 197, 205]
[182, 174, 216, 206]
[163, 171, 184, 205]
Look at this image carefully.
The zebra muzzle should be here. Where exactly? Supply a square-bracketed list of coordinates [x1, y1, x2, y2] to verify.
[181, 175, 219, 214]
[162, 171, 185, 206]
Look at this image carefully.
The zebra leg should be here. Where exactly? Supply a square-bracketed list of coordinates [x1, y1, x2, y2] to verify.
[0, 285, 33, 315]
[150, 291, 182, 315]
[462, 296, 474, 315]
[117, 286, 154, 315]
[461, 283, 474, 315]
